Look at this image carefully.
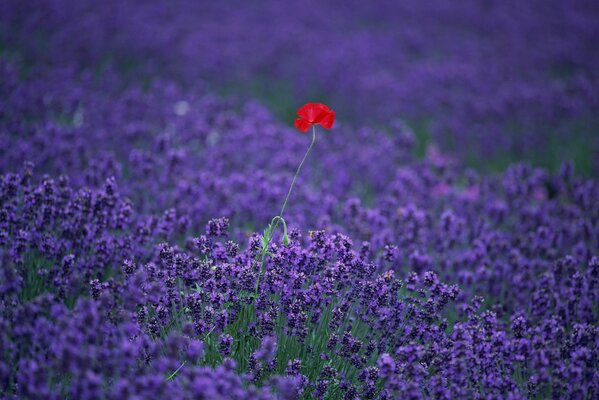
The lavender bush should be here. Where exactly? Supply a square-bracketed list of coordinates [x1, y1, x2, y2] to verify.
[1, 1, 598, 399]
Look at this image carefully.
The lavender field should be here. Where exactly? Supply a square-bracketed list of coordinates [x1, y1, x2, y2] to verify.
[1, 1, 598, 399]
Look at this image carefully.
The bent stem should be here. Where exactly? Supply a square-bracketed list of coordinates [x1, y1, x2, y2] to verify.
[254, 126, 317, 295]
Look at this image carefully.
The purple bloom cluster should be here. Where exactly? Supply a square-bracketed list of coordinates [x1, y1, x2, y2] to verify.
[1, 1, 598, 399]
[1, 149, 597, 398]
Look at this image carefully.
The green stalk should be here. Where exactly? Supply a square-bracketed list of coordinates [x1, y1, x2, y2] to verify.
[276, 125, 317, 222]
[254, 126, 317, 295]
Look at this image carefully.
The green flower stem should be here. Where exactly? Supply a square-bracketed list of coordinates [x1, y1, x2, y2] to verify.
[254, 126, 317, 295]
[276, 125, 317, 222]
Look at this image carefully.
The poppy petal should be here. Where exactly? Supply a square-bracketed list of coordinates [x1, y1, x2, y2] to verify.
[294, 118, 312, 132]
[311, 109, 328, 124]
[319, 111, 335, 129]
[297, 103, 330, 123]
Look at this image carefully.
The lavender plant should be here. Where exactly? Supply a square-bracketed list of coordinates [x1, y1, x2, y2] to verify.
[1, 2, 598, 398]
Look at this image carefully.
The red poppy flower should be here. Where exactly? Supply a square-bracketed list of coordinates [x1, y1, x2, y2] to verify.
[294, 102, 335, 133]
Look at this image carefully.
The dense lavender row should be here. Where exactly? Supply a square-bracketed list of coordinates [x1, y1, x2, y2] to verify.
[2, 0, 599, 171]
[0, 59, 413, 236]
[2, 58, 598, 307]
[1, 167, 597, 398]
[1, 55, 598, 398]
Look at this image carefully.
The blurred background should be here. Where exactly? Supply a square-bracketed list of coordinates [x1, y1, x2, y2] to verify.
[2, 0, 598, 176]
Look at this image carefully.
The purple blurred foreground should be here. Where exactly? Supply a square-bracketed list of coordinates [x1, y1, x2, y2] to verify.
[0, 1, 598, 399]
